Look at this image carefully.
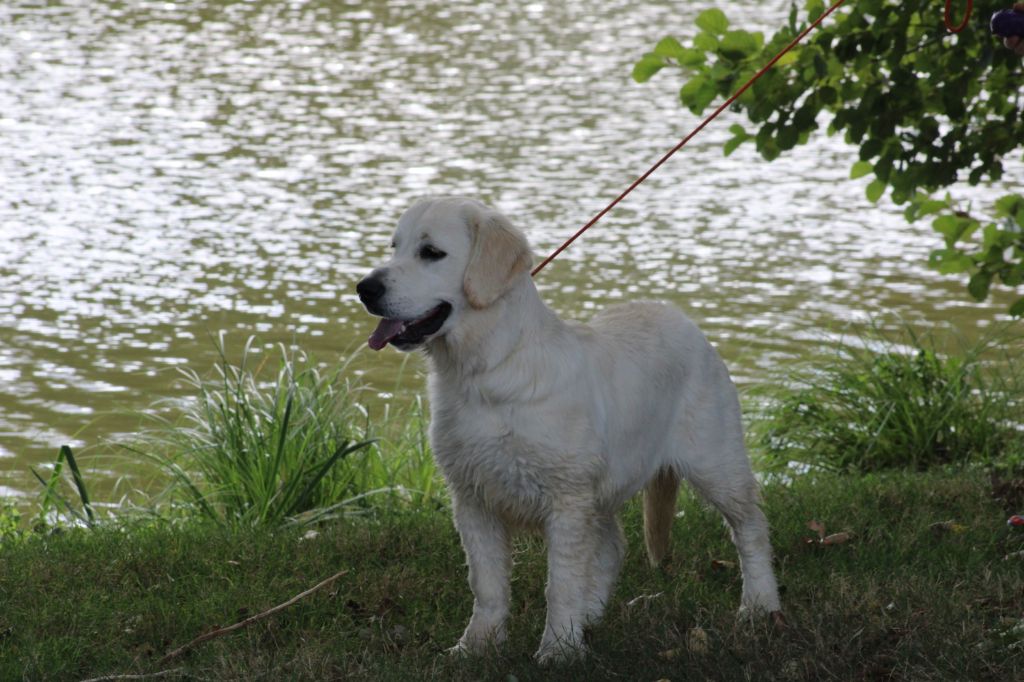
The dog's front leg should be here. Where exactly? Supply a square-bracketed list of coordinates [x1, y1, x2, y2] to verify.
[450, 495, 511, 655]
[536, 503, 597, 664]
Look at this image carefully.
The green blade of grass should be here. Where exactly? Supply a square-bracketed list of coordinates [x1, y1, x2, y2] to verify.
[61, 446, 95, 525]
[29, 466, 86, 525]
[290, 439, 377, 517]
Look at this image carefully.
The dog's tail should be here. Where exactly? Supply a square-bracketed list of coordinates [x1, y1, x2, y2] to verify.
[643, 467, 680, 567]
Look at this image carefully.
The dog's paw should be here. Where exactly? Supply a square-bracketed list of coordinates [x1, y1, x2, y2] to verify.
[736, 605, 788, 630]
[534, 639, 588, 666]
[446, 641, 474, 658]
[447, 628, 506, 658]
[770, 609, 788, 630]
[447, 637, 492, 658]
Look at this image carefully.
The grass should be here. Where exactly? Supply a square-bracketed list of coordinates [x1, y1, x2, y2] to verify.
[2, 470, 1023, 681]
[117, 338, 443, 526]
[751, 322, 1024, 473]
[355, 393, 445, 513]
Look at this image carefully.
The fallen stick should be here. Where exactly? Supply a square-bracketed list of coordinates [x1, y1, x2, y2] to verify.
[80, 669, 183, 682]
[158, 568, 348, 665]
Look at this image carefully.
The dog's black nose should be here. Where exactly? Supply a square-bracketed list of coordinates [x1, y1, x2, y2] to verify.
[356, 276, 386, 305]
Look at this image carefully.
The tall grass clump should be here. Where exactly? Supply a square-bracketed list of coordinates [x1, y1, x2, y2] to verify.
[130, 337, 382, 526]
[352, 393, 444, 512]
[751, 322, 1024, 473]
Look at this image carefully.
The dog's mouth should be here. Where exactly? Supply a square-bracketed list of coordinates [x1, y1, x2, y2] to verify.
[367, 302, 452, 351]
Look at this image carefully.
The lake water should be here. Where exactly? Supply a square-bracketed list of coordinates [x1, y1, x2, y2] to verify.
[0, 0, 1017, 500]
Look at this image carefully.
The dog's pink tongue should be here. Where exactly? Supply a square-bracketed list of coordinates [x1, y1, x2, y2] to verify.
[368, 318, 405, 351]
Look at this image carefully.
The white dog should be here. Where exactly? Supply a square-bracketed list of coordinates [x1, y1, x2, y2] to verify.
[356, 197, 781, 663]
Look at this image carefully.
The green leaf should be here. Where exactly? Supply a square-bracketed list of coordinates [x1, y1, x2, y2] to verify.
[982, 223, 1002, 250]
[777, 125, 799, 151]
[930, 249, 973, 274]
[1003, 264, 1024, 287]
[693, 31, 718, 51]
[724, 131, 748, 156]
[678, 48, 706, 67]
[995, 194, 1022, 219]
[916, 199, 950, 218]
[805, 0, 826, 21]
[709, 60, 734, 84]
[720, 30, 759, 59]
[679, 75, 716, 114]
[632, 54, 665, 83]
[850, 160, 872, 179]
[759, 138, 781, 162]
[653, 37, 704, 67]
[865, 179, 885, 203]
[653, 36, 685, 59]
[695, 8, 729, 36]
[968, 271, 993, 301]
[724, 123, 749, 156]
[933, 215, 960, 244]
[775, 50, 799, 67]
[1009, 297, 1024, 317]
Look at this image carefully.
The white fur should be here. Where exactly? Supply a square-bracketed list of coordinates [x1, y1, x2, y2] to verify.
[361, 197, 781, 663]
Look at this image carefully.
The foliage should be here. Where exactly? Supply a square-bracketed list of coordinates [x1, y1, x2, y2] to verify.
[127, 337, 380, 527]
[634, 2, 1024, 314]
[751, 322, 1024, 472]
[927, 192, 1024, 316]
[0, 500, 23, 543]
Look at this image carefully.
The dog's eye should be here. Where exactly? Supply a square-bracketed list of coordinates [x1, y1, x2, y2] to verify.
[419, 244, 447, 261]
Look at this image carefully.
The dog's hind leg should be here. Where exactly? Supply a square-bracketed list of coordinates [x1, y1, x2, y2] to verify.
[643, 467, 680, 566]
[582, 512, 625, 625]
[683, 458, 781, 615]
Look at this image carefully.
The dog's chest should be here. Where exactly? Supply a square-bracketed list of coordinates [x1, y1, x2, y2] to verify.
[429, 388, 598, 522]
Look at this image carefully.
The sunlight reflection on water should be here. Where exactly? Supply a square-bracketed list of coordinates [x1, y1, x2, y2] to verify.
[0, 0, 1017, 496]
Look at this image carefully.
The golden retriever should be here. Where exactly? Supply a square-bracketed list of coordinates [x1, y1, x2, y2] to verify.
[356, 196, 781, 663]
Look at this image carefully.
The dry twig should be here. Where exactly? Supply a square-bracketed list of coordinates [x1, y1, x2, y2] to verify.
[158, 568, 348, 665]
[80, 668, 184, 682]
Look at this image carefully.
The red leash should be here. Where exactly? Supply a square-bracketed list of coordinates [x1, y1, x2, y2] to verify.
[531, 0, 975, 277]
[944, 0, 974, 32]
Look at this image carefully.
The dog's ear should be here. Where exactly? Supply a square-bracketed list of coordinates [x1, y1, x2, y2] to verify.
[463, 207, 533, 309]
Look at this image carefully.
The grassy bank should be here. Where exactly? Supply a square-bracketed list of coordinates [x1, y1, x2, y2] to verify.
[3, 470, 1023, 681]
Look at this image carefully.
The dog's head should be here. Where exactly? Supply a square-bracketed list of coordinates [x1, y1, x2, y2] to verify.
[356, 197, 533, 352]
